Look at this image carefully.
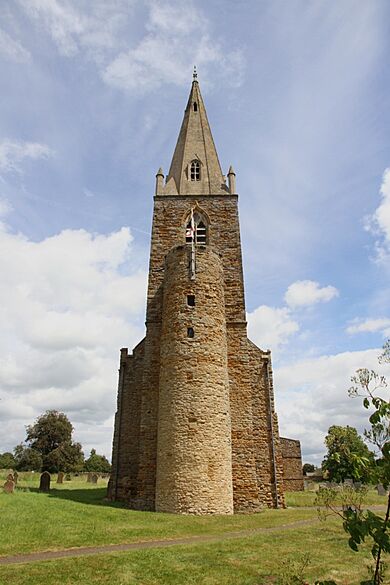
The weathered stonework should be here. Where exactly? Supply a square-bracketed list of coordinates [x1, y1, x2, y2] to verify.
[280, 438, 304, 492]
[108, 77, 297, 514]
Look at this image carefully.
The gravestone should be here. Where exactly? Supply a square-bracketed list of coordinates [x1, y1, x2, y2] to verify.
[6, 473, 14, 482]
[377, 484, 387, 496]
[87, 472, 92, 483]
[90, 473, 98, 484]
[13, 471, 18, 485]
[344, 478, 353, 487]
[3, 479, 15, 493]
[57, 472, 64, 484]
[354, 481, 362, 489]
[39, 471, 51, 492]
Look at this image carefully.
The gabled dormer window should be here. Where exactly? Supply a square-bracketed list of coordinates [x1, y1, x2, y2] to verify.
[190, 160, 200, 181]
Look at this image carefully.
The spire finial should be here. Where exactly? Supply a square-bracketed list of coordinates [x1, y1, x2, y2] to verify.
[193, 65, 197, 81]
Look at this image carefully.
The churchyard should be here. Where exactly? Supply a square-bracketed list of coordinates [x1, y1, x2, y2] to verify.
[0, 471, 387, 584]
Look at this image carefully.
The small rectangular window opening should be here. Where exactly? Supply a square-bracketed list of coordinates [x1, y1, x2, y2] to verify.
[187, 327, 195, 338]
[193, 102, 198, 112]
[187, 295, 195, 307]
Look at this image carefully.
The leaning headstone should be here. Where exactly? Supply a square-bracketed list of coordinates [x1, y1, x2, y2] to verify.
[90, 473, 98, 484]
[377, 484, 387, 496]
[3, 479, 15, 494]
[57, 472, 64, 484]
[13, 471, 18, 485]
[39, 471, 51, 493]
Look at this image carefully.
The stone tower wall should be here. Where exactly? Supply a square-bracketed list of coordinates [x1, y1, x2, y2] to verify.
[280, 437, 304, 492]
[156, 245, 233, 514]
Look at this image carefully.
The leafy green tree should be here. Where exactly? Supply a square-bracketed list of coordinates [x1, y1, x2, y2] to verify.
[316, 340, 390, 585]
[322, 425, 374, 483]
[0, 451, 17, 469]
[25, 410, 84, 473]
[84, 449, 112, 473]
[13, 444, 42, 471]
[302, 463, 315, 475]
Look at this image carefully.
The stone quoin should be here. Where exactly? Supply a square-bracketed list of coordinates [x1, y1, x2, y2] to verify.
[107, 73, 303, 514]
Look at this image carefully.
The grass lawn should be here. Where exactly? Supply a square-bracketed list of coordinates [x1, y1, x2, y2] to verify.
[0, 473, 385, 584]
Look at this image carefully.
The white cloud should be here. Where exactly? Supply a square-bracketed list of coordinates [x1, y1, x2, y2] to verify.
[103, 2, 244, 93]
[0, 140, 53, 174]
[275, 348, 390, 465]
[346, 317, 390, 337]
[17, 0, 131, 58]
[0, 222, 147, 456]
[247, 305, 299, 351]
[284, 279, 339, 308]
[366, 168, 390, 261]
[18, 0, 244, 94]
[0, 28, 31, 62]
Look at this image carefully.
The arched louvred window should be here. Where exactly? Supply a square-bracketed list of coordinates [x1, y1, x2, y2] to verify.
[190, 160, 201, 181]
[185, 212, 208, 245]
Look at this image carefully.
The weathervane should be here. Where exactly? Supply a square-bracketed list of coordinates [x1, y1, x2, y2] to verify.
[193, 65, 197, 81]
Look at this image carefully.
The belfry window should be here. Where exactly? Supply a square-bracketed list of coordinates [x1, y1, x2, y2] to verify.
[185, 212, 208, 245]
[190, 160, 200, 181]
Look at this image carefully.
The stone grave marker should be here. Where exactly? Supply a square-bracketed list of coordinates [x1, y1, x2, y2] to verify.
[344, 478, 353, 487]
[13, 471, 18, 485]
[377, 484, 387, 496]
[57, 472, 64, 484]
[3, 479, 15, 493]
[90, 473, 98, 484]
[87, 472, 92, 483]
[39, 471, 51, 492]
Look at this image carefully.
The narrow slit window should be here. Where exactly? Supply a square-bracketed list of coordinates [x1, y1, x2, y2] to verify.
[190, 160, 200, 181]
[193, 102, 198, 112]
[187, 327, 195, 338]
[187, 295, 195, 307]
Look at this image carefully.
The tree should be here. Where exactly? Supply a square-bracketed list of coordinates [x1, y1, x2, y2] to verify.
[316, 340, 390, 585]
[25, 410, 84, 473]
[84, 449, 112, 473]
[0, 451, 16, 469]
[322, 425, 374, 483]
[302, 463, 315, 475]
[13, 444, 42, 471]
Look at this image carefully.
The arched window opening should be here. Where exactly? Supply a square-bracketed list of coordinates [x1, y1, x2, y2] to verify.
[193, 102, 198, 112]
[185, 211, 208, 245]
[190, 160, 200, 181]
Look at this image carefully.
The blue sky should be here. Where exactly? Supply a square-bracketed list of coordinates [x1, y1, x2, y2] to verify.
[0, 0, 389, 464]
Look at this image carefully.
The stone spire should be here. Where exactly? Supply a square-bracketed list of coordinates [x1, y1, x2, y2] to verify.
[164, 75, 227, 196]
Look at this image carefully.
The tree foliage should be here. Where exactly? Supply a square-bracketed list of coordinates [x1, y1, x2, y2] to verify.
[0, 451, 17, 469]
[13, 444, 42, 471]
[316, 339, 390, 585]
[84, 449, 111, 473]
[322, 425, 374, 483]
[302, 463, 315, 475]
[25, 410, 84, 473]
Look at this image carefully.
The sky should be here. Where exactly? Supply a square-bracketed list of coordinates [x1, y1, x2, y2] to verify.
[0, 0, 390, 465]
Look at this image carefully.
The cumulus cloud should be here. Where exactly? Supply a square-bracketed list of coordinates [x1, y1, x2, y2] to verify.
[366, 168, 390, 261]
[284, 279, 339, 308]
[0, 222, 147, 456]
[247, 305, 299, 351]
[275, 348, 390, 464]
[0, 140, 53, 174]
[103, 1, 244, 93]
[346, 317, 390, 337]
[0, 28, 31, 62]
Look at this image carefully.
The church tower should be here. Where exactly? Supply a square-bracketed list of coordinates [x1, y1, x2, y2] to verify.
[108, 72, 286, 513]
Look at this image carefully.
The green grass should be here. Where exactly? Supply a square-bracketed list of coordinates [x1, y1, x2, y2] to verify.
[0, 473, 386, 584]
[285, 486, 387, 507]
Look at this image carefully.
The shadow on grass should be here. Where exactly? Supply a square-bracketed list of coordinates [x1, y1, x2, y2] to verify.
[28, 486, 128, 509]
